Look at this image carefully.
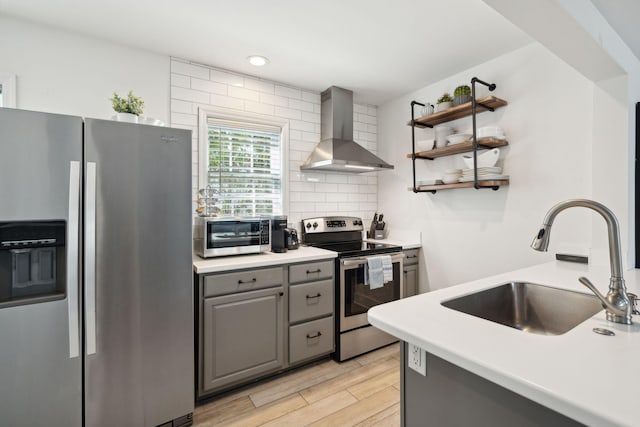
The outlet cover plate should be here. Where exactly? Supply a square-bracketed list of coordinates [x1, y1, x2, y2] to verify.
[408, 343, 426, 376]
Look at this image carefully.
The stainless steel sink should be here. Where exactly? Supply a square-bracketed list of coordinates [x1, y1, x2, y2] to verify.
[441, 282, 603, 335]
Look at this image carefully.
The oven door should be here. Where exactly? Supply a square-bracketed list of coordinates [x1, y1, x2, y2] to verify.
[339, 252, 404, 332]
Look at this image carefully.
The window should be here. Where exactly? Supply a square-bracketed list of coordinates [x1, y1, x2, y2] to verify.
[199, 110, 287, 217]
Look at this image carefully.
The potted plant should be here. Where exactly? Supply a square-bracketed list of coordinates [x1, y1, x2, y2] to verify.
[111, 90, 145, 123]
[436, 93, 453, 112]
[453, 85, 472, 106]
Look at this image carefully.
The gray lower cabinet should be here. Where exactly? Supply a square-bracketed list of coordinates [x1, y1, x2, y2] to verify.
[288, 260, 335, 366]
[403, 249, 419, 297]
[401, 343, 582, 426]
[198, 267, 285, 397]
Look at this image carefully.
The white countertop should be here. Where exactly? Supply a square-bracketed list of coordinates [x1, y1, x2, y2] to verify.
[193, 245, 337, 274]
[368, 261, 640, 427]
[364, 238, 422, 250]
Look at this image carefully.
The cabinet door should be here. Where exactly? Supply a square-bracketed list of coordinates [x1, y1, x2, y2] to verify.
[403, 264, 418, 297]
[201, 286, 284, 394]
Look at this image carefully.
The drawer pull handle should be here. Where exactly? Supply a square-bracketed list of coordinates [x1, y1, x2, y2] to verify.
[406, 255, 417, 259]
[279, 291, 284, 297]
[306, 331, 322, 339]
[306, 293, 322, 299]
[238, 278, 257, 284]
[306, 269, 322, 274]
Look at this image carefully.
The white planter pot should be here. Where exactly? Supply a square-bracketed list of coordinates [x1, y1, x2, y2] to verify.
[113, 113, 139, 123]
[436, 101, 452, 112]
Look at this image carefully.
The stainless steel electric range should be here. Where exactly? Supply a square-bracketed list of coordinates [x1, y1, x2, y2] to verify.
[301, 216, 404, 361]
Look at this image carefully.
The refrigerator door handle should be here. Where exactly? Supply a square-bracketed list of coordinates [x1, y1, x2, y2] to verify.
[67, 161, 81, 359]
[85, 162, 97, 355]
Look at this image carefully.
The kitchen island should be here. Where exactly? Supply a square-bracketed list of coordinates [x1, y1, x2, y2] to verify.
[368, 261, 640, 427]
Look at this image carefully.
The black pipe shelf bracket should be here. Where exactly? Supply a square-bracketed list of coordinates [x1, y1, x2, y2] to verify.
[408, 76, 508, 194]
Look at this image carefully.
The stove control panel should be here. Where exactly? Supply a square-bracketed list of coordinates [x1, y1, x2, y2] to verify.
[301, 216, 364, 234]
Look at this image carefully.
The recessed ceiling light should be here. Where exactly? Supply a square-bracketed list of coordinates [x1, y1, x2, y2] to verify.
[247, 55, 269, 67]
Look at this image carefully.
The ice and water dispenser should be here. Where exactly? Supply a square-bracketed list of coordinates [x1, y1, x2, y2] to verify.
[0, 221, 66, 307]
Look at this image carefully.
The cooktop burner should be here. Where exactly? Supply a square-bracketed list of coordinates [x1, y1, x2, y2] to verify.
[308, 241, 401, 257]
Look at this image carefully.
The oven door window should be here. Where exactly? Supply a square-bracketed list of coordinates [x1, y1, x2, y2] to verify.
[344, 262, 400, 316]
[207, 221, 261, 249]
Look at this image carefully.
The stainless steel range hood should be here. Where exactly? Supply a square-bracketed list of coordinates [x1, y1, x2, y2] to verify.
[300, 86, 393, 173]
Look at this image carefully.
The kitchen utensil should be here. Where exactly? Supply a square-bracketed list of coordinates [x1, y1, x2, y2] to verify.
[462, 148, 500, 169]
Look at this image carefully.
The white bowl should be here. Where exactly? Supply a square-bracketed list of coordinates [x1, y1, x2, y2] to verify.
[447, 133, 472, 145]
[415, 139, 434, 151]
[442, 175, 460, 184]
[462, 148, 500, 169]
[477, 126, 505, 139]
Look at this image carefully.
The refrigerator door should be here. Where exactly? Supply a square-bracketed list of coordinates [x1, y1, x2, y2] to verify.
[0, 108, 82, 427]
[84, 119, 193, 426]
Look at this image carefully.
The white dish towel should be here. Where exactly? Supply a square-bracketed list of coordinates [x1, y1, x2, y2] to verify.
[366, 256, 385, 289]
[381, 255, 393, 283]
[366, 255, 393, 289]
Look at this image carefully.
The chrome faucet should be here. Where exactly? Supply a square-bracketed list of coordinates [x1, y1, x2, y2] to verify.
[531, 199, 633, 325]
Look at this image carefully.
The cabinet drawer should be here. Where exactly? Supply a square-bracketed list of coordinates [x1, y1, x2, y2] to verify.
[289, 260, 334, 284]
[203, 267, 284, 297]
[289, 279, 334, 324]
[289, 316, 334, 365]
[404, 249, 420, 266]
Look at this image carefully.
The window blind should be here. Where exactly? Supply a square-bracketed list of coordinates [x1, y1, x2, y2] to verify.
[207, 118, 283, 217]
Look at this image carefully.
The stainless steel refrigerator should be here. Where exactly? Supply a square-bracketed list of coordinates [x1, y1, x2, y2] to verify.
[0, 108, 194, 426]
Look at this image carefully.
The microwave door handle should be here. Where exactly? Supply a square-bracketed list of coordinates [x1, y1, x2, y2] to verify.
[66, 161, 81, 359]
[85, 162, 97, 356]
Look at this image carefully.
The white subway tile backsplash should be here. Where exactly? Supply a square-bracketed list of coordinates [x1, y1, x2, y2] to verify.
[244, 78, 275, 94]
[301, 132, 320, 142]
[274, 107, 302, 120]
[259, 93, 289, 107]
[209, 93, 244, 110]
[210, 69, 244, 87]
[171, 74, 190, 88]
[290, 120, 315, 132]
[275, 85, 302, 99]
[171, 60, 210, 79]
[338, 184, 359, 193]
[228, 86, 260, 101]
[191, 78, 227, 95]
[301, 112, 320, 124]
[315, 183, 338, 193]
[170, 58, 378, 223]
[171, 86, 210, 104]
[171, 99, 195, 114]
[171, 112, 197, 126]
[301, 91, 321, 104]
[289, 99, 315, 113]
[244, 101, 275, 115]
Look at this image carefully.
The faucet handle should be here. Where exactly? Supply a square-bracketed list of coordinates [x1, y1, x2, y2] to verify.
[628, 292, 640, 315]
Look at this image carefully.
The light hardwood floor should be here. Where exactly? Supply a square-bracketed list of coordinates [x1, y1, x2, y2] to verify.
[194, 343, 401, 427]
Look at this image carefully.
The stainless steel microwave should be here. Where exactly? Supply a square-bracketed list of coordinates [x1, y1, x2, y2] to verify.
[194, 217, 271, 258]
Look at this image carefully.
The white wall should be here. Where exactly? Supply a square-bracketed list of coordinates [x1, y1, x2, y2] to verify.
[377, 43, 615, 291]
[168, 58, 379, 226]
[0, 15, 169, 122]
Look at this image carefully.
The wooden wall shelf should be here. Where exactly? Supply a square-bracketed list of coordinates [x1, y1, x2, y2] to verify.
[407, 96, 508, 128]
[406, 138, 508, 160]
[409, 179, 510, 193]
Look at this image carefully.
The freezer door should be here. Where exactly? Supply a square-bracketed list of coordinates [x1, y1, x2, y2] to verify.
[0, 108, 82, 427]
[84, 119, 194, 426]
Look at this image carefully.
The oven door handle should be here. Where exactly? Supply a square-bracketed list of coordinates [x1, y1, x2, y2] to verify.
[341, 253, 404, 267]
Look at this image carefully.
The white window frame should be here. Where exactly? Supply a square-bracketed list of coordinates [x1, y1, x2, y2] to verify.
[198, 106, 289, 216]
[0, 72, 17, 108]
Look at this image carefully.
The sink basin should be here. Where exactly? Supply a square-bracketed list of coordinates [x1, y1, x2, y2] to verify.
[441, 282, 603, 335]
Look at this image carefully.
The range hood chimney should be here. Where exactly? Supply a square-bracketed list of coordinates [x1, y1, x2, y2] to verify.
[300, 86, 394, 173]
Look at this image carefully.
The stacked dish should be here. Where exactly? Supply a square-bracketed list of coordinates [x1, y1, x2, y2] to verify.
[476, 126, 506, 140]
[442, 169, 462, 184]
[459, 166, 509, 182]
[447, 133, 472, 145]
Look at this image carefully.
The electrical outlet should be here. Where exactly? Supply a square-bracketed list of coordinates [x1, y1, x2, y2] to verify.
[408, 343, 426, 376]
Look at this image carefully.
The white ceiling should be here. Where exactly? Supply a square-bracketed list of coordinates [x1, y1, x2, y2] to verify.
[0, 0, 533, 105]
[591, 0, 640, 62]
